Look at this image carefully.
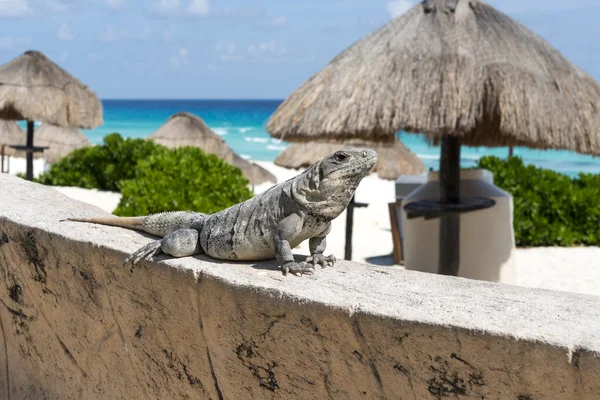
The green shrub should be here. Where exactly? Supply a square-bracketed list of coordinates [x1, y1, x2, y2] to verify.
[476, 156, 600, 247]
[36, 133, 161, 191]
[35, 133, 253, 217]
[114, 146, 252, 216]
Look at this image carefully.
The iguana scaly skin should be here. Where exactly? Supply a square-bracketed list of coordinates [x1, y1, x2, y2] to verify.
[66, 148, 377, 276]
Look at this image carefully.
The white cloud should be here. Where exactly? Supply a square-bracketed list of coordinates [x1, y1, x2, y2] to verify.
[170, 47, 189, 68]
[0, 0, 85, 17]
[187, 0, 208, 16]
[215, 41, 244, 62]
[259, 15, 288, 31]
[247, 40, 287, 57]
[0, 37, 13, 50]
[106, 0, 125, 10]
[139, 26, 151, 40]
[215, 39, 300, 65]
[45, 0, 71, 12]
[272, 15, 287, 27]
[216, 41, 236, 54]
[152, 0, 209, 17]
[58, 49, 69, 62]
[57, 23, 74, 41]
[154, 0, 180, 15]
[488, 0, 597, 14]
[382, 0, 596, 19]
[87, 52, 102, 60]
[97, 25, 151, 42]
[218, 4, 261, 18]
[386, 0, 414, 18]
[0, 36, 29, 50]
[0, 0, 30, 17]
[99, 25, 126, 41]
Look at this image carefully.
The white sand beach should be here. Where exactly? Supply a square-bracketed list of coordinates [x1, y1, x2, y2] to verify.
[1, 154, 46, 177]
[4, 156, 600, 297]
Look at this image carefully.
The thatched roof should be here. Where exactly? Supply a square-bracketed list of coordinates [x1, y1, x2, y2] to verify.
[0, 120, 26, 157]
[0, 50, 103, 129]
[266, 0, 600, 155]
[149, 112, 276, 185]
[33, 123, 91, 163]
[229, 152, 277, 187]
[274, 139, 425, 180]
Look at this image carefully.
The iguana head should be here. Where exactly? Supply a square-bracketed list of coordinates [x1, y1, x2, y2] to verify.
[319, 148, 378, 182]
[292, 148, 378, 219]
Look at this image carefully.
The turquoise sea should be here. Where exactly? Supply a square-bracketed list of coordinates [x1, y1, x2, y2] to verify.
[74, 99, 600, 178]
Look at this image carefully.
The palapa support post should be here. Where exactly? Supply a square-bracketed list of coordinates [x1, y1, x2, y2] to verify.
[508, 146, 514, 157]
[26, 120, 34, 181]
[1, 145, 5, 173]
[438, 134, 461, 276]
[344, 195, 368, 261]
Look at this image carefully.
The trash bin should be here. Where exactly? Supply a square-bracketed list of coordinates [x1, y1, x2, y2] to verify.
[400, 169, 516, 284]
[391, 175, 427, 263]
[395, 175, 428, 202]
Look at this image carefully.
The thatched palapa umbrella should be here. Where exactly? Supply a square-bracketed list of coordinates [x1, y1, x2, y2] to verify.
[0, 50, 102, 180]
[267, 0, 600, 275]
[276, 138, 425, 259]
[33, 124, 91, 164]
[149, 112, 276, 186]
[275, 138, 425, 179]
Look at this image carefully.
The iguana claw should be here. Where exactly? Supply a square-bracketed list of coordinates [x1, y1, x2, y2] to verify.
[306, 254, 336, 269]
[281, 261, 315, 276]
[124, 240, 163, 265]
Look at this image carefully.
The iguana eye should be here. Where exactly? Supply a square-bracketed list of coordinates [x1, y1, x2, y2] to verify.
[334, 153, 347, 162]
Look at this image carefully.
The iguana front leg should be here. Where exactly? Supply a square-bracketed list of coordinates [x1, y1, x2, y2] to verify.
[274, 214, 314, 276]
[306, 223, 336, 269]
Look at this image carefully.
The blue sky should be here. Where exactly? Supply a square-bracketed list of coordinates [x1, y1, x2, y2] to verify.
[1, 0, 599, 99]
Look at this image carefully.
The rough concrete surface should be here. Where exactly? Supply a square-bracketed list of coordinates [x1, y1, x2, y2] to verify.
[0, 173, 599, 399]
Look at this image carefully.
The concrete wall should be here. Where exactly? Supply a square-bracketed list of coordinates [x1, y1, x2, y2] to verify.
[0, 173, 599, 400]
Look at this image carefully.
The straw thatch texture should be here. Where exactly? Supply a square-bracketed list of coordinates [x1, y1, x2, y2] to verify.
[275, 139, 425, 180]
[149, 112, 276, 185]
[228, 152, 276, 186]
[266, 0, 600, 155]
[0, 120, 26, 157]
[33, 124, 91, 163]
[0, 50, 103, 129]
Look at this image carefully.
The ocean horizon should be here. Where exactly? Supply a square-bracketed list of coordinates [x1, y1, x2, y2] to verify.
[29, 99, 600, 178]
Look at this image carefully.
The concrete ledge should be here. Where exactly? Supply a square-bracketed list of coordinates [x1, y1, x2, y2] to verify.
[0, 173, 599, 399]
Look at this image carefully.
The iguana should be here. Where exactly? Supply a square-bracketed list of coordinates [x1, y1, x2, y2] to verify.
[66, 148, 377, 276]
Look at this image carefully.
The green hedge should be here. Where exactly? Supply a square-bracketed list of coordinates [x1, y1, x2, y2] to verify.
[114, 146, 252, 216]
[476, 156, 600, 247]
[36, 133, 159, 191]
[35, 133, 253, 216]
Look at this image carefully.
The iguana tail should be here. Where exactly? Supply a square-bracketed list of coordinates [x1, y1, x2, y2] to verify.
[64, 211, 206, 238]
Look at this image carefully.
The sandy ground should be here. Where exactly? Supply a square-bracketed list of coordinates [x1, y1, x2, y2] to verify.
[2, 155, 46, 177]
[4, 156, 600, 297]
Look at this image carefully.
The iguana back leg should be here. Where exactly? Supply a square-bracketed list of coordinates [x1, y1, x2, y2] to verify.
[125, 228, 204, 265]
